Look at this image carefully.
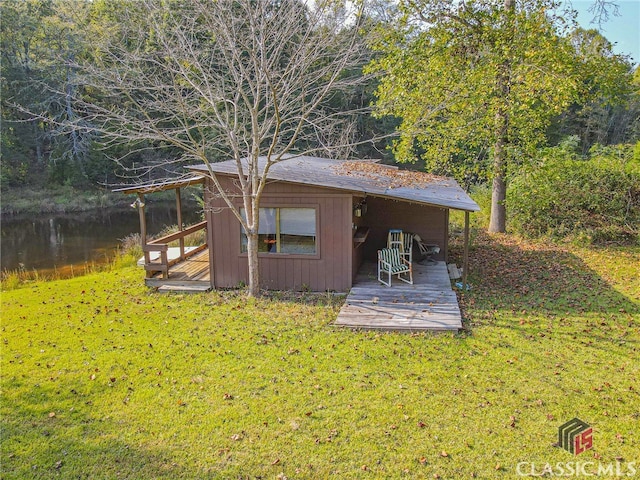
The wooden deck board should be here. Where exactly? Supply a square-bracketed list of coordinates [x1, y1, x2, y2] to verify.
[145, 249, 211, 288]
[335, 261, 463, 332]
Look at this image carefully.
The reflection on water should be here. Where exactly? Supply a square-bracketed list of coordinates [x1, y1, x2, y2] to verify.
[1, 201, 202, 274]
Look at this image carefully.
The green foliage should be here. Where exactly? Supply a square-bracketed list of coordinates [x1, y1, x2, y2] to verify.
[549, 29, 638, 154]
[2, 237, 638, 477]
[507, 142, 640, 244]
[366, 0, 580, 185]
[0, 185, 125, 216]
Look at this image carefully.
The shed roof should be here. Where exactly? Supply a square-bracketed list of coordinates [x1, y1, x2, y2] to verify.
[190, 156, 480, 212]
[113, 175, 205, 195]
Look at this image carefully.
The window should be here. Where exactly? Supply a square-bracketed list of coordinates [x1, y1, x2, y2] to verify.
[240, 207, 317, 255]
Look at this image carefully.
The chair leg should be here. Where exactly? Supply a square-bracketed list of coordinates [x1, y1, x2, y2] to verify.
[397, 272, 411, 284]
[397, 267, 413, 285]
[378, 266, 391, 287]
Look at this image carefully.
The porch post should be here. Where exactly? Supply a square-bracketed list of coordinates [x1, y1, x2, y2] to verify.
[138, 193, 147, 244]
[462, 211, 470, 288]
[138, 193, 149, 266]
[175, 187, 185, 260]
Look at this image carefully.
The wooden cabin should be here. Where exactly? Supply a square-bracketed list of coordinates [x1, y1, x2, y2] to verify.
[187, 156, 479, 292]
[118, 156, 480, 330]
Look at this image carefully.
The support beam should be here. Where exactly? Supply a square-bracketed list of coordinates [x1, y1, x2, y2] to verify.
[462, 211, 470, 289]
[138, 194, 147, 244]
[137, 193, 149, 274]
[176, 187, 184, 260]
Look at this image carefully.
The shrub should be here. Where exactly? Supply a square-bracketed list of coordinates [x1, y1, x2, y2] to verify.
[508, 142, 640, 244]
[119, 233, 144, 258]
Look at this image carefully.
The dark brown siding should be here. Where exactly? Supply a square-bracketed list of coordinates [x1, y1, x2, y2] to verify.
[359, 196, 448, 263]
[206, 176, 353, 292]
[205, 177, 449, 292]
[351, 196, 366, 282]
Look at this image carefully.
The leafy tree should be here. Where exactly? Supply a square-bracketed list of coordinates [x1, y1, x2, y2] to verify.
[1, 0, 55, 184]
[1, 0, 105, 187]
[367, 0, 587, 232]
[549, 29, 638, 154]
[72, 0, 373, 296]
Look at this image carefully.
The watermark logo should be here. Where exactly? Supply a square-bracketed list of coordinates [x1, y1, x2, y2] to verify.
[516, 419, 636, 476]
[559, 418, 593, 455]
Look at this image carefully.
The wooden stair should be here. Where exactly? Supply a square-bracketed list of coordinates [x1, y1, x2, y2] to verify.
[157, 282, 212, 293]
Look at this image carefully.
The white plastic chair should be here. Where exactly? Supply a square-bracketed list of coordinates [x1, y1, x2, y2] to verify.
[377, 247, 413, 286]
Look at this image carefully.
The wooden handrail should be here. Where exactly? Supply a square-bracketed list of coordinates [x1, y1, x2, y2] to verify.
[143, 244, 168, 252]
[148, 220, 207, 245]
[143, 221, 208, 279]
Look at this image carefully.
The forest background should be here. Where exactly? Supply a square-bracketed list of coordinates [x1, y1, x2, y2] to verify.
[1, 0, 638, 243]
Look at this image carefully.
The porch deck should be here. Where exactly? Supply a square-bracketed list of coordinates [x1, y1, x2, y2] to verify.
[145, 249, 211, 289]
[334, 261, 463, 332]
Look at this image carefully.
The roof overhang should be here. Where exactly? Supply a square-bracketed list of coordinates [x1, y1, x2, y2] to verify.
[189, 156, 480, 213]
[113, 175, 205, 195]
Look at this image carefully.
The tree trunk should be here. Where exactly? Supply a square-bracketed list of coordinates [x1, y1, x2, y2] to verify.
[488, 0, 513, 234]
[488, 145, 507, 233]
[246, 231, 260, 297]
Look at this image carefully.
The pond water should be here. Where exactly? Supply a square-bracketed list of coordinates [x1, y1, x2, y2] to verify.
[1, 201, 202, 277]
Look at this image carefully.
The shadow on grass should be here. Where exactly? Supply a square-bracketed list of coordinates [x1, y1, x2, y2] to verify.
[1, 380, 194, 479]
[452, 232, 639, 318]
[445, 232, 640, 361]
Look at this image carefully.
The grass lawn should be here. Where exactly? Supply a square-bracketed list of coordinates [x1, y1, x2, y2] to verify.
[1, 233, 638, 479]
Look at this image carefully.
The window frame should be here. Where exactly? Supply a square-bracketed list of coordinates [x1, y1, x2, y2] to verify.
[239, 204, 320, 259]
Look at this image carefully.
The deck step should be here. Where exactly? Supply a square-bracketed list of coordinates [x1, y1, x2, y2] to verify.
[447, 263, 462, 280]
[157, 284, 212, 293]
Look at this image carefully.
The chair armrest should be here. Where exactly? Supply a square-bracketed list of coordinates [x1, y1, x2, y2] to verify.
[378, 258, 392, 269]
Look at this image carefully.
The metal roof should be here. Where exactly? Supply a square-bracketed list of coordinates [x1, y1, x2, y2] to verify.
[189, 156, 480, 212]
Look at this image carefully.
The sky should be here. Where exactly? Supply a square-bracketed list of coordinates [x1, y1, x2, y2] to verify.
[568, 0, 640, 65]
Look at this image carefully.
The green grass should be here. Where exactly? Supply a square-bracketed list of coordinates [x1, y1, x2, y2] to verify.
[1, 186, 201, 216]
[0, 186, 124, 216]
[1, 235, 639, 479]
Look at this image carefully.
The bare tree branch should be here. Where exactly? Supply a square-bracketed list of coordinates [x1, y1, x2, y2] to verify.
[70, 0, 378, 295]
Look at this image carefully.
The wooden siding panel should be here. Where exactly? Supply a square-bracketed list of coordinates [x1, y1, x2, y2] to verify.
[293, 258, 302, 290]
[206, 208, 216, 287]
[360, 197, 448, 263]
[206, 176, 352, 291]
[205, 177, 447, 291]
[325, 196, 335, 290]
